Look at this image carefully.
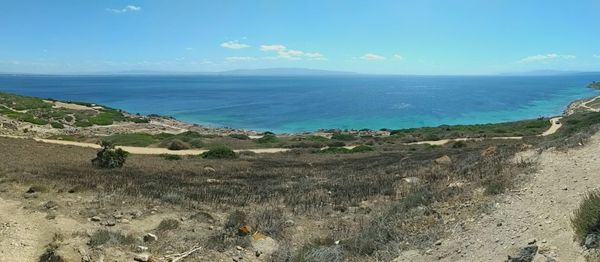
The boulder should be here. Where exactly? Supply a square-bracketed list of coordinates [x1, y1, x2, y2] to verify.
[251, 236, 279, 258]
[434, 155, 452, 166]
[585, 233, 599, 249]
[204, 166, 216, 173]
[507, 245, 538, 262]
[143, 233, 158, 243]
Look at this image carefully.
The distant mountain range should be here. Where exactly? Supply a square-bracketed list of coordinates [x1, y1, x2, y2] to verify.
[1, 68, 599, 77]
[218, 68, 357, 76]
[499, 70, 600, 76]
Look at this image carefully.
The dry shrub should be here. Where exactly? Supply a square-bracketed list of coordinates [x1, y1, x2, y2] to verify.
[572, 189, 600, 244]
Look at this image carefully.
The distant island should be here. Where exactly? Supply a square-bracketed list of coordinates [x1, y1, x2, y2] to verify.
[589, 81, 600, 89]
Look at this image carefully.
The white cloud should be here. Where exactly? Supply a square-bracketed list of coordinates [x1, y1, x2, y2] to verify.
[393, 54, 404, 60]
[220, 40, 250, 49]
[518, 53, 576, 63]
[225, 56, 257, 61]
[361, 53, 386, 61]
[106, 5, 141, 13]
[594, 54, 600, 59]
[260, 44, 325, 60]
[260, 44, 287, 52]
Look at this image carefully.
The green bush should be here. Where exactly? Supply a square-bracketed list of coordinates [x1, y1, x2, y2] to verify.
[50, 122, 64, 129]
[256, 134, 279, 144]
[331, 133, 356, 141]
[351, 145, 373, 153]
[157, 218, 180, 231]
[572, 189, 600, 244]
[201, 145, 236, 159]
[167, 139, 190, 150]
[75, 120, 92, 127]
[327, 141, 346, 147]
[229, 134, 250, 140]
[91, 141, 129, 168]
[64, 115, 74, 122]
[452, 141, 467, 148]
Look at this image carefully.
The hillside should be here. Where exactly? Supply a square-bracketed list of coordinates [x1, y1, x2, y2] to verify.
[1, 90, 600, 261]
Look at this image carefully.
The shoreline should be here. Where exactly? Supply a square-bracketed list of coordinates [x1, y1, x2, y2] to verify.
[0, 90, 599, 142]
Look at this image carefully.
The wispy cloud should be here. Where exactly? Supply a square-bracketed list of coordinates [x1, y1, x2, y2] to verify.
[220, 40, 250, 49]
[518, 53, 576, 63]
[594, 54, 600, 59]
[225, 56, 257, 61]
[260, 44, 326, 60]
[361, 53, 386, 61]
[393, 54, 404, 60]
[106, 5, 141, 13]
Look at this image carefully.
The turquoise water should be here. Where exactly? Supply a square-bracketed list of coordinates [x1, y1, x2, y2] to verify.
[0, 74, 598, 133]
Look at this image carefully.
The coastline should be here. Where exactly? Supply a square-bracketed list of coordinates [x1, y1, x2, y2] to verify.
[1, 90, 599, 145]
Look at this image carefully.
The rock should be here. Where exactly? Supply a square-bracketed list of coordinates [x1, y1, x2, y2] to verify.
[527, 239, 536, 245]
[448, 181, 464, 188]
[585, 234, 599, 249]
[143, 233, 158, 243]
[251, 236, 279, 258]
[136, 246, 149, 252]
[434, 155, 452, 166]
[130, 210, 143, 219]
[204, 166, 216, 173]
[435, 240, 442, 246]
[236, 246, 243, 251]
[481, 146, 497, 157]
[102, 220, 116, 227]
[134, 253, 150, 262]
[284, 220, 295, 227]
[497, 222, 503, 227]
[507, 245, 538, 262]
[113, 212, 123, 219]
[403, 176, 421, 184]
[43, 201, 59, 210]
[120, 218, 130, 224]
[90, 216, 101, 222]
[23, 192, 38, 199]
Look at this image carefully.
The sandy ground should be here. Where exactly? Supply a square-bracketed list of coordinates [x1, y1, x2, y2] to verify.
[397, 131, 600, 262]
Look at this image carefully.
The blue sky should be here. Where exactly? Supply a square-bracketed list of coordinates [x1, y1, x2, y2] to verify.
[1, 0, 599, 74]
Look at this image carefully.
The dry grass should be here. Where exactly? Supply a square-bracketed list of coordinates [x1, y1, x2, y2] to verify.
[0, 136, 535, 260]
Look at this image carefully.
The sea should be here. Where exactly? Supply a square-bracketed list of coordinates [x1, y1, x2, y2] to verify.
[0, 74, 598, 133]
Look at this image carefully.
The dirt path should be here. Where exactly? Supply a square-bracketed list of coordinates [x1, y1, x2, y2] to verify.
[0, 197, 55, 262]
[408, 117, 563, 146]
[580, 97, 600, 112]
[397, 132, 600, 262]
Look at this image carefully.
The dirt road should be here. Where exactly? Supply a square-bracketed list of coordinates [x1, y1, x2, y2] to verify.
[397, 132, 600, 262]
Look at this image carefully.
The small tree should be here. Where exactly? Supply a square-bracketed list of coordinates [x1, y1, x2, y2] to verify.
[92, 141, 129, 168]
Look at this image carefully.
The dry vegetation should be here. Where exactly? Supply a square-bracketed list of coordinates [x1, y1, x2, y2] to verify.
[0, 134, 537, 261]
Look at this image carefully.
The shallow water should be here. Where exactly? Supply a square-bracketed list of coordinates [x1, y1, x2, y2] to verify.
[0, 74, 598, 133]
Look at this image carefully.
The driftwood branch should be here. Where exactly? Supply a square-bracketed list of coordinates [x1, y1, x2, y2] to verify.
[165, 246, 202, 262]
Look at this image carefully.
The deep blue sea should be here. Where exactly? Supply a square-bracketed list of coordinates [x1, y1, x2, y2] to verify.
[0, 74, 598, 133]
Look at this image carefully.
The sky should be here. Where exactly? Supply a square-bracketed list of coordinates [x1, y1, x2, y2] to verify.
[1, 0, 600, 75]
